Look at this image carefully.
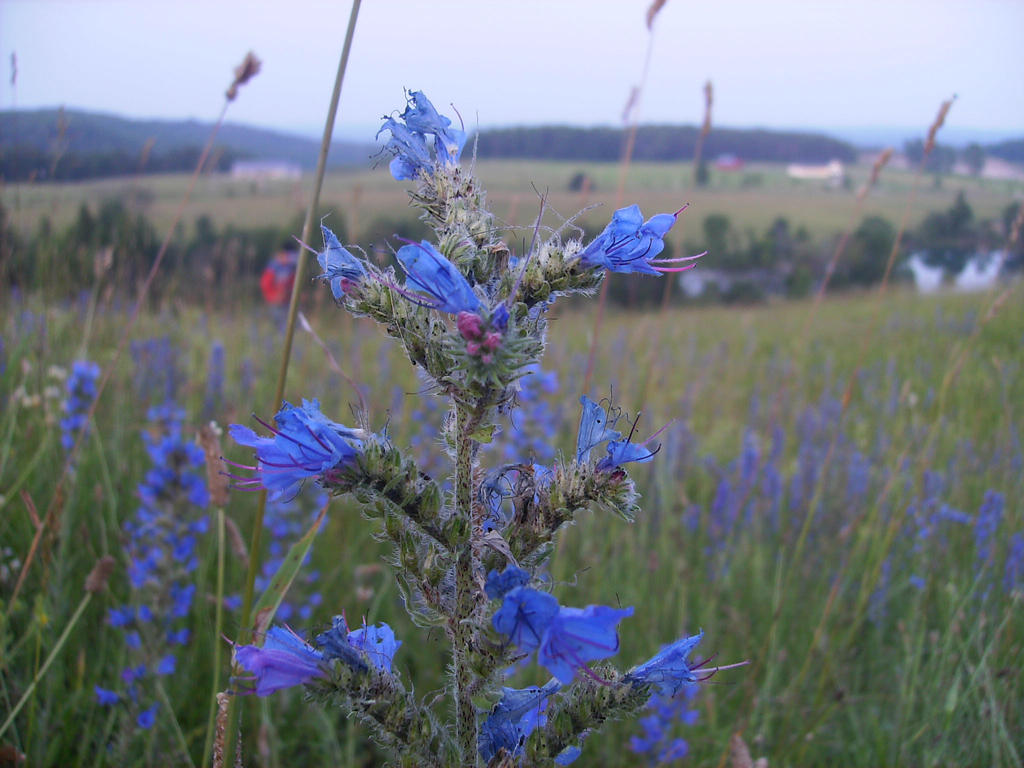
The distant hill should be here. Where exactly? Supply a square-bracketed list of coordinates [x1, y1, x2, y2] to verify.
[472, 125, 860, 164]
[0, 108, 375, 181]
[987, 139, 1024, 164]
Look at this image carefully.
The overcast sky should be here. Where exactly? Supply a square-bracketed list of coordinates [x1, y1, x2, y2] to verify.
[2, 0, 1022, 142]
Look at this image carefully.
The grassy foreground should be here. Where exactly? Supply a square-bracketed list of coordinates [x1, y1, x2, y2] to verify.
[1, 286, 1021, 766]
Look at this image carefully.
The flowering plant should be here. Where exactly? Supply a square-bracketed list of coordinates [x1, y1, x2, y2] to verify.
[229, 90, 739, 766]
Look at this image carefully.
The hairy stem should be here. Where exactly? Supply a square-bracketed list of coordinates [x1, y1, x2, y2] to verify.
[452, 405, 482, 765]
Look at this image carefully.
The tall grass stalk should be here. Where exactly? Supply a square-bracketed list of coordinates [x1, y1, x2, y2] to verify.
[582, 0, 665, 394]
[226, 4, 361, 765]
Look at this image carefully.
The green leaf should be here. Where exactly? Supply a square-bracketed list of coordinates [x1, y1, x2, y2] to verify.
[250, 501, 328, 642]
[469, 423, 496, 444]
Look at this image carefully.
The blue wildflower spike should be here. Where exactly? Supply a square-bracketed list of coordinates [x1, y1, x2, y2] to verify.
[537, 604, 634, 684]
[576, 396, 622, 463]
[492, 587, 559, 653]
[478, 679, 561, 762]
[228, 399, 363, 501]
[316, 225, 366, 300]
[234, 626, 326, 696]
[395, 240, 481, 314]
[578, 204, 704, 275]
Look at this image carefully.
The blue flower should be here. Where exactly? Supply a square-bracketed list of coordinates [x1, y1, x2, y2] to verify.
[235, 626, 326, 696]
[315, 225, 366, 299]
[136, 704, 158, 729]
[626, 632, 704, 697]
[555, 745, 583, 765]
[576, 396, 622, 463]
[347, 623, 401, 672]
[156, 654, 177, 675]
[400, 90, 466, 165]
[95, 686, 119, 706]
[492, 587, 559, 653]
[394, 240, 480, 315]
[478, 680, 560, 763]
[537, 604, 634, 684]
[485, 566, 531, 600]
[578, 205, 702, 275]
[314, 615, 368, 672]
[596, 439, 659, 472]
[60, 359, 101, 452]
[577, 396, 661, 471]
[378, 118, 433, 180]
[229, 399, 363, 501]
[493, 589, 633, 684]
[378, 91, 466, 180]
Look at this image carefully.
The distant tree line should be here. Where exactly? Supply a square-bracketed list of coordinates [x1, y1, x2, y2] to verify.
[474, 125, 858, 163]
[1, 191, 1017, 307]
[0, 145, 241, 182]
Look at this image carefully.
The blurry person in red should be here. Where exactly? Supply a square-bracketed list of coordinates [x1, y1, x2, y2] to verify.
[261, 242, 298, 327]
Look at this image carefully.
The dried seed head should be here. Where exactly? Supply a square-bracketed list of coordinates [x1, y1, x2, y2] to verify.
[646, 0, 669, 30]
[226, 51, 261, 102]
[85, 555, 116, 593]
[857, 148, 893, 201]
[701, 80, 714, 137]
[924, 96, 955, 155]
[199, 422, 231, 507]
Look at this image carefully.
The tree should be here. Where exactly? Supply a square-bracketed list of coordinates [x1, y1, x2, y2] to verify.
[963, 143, 985, 176]
[918, 192, 976, 279]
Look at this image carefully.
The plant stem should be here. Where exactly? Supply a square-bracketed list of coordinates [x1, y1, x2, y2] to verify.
[201, 507, 227, 768]
[0, 591, 92, 739]
[452, 405, 480, 766]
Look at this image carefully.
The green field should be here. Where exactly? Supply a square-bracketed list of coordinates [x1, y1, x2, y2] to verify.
[2, 135, 1023, 767]
[1, 281, 1021, 765]
[4, 160, 1020, 243]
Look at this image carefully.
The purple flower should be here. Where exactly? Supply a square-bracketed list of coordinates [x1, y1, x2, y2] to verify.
[492, 587, 559, 653]
[234, 626, 326, 696]
[315, 225, 366, 299]
[578, 205, 702, 275]
[537, 604, 634, 684]
[394, 240, 480, 315]
[228, 399, 363, 501]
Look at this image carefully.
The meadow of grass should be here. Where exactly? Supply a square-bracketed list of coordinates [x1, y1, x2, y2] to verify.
[4, 159, 1021, 244]
[1, 278, 1021, 765]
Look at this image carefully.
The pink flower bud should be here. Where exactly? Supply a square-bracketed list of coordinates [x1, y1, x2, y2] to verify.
[456, 311, 484, 340]
[466, 341, 481, 356]
[483, 332, 502, 351]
